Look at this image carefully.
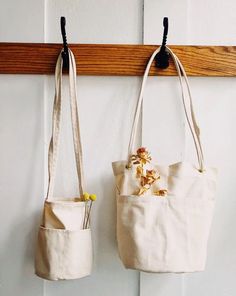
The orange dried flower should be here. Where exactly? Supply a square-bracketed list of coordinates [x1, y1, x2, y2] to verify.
[137, 185, 150, 196]
[136, 166, 143, 178]
[136, 147, 151, 165]
[127, 147, 167, 197]
[137, 147, 146, 154]
[154, 189, 168, 197]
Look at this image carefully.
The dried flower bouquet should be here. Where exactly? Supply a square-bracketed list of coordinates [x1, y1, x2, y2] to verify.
[127, 147, 167, 197]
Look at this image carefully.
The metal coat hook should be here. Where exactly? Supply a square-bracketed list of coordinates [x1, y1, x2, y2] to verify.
[60, 16, 69, 69]
[156, 17, 170, 69]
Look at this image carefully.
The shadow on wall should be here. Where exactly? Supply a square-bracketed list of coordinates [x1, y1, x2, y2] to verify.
[95, 174, 118, 262]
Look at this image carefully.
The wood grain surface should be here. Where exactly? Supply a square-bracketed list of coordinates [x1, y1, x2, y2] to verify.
[0, 43, 236, 76]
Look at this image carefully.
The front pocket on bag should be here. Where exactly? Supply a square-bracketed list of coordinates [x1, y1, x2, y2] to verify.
[164, 196, 215, 270]
[35, 226, 93, 280]
[116, 194, 215, 272]
[116, 195, 168, 271]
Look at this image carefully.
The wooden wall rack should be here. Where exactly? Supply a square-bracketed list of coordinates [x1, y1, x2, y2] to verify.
[0, 43, 236, 76]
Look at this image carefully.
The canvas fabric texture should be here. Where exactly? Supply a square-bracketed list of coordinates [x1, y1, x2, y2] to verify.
[112, 47, 217, 273]
[35, 49, 92, 281]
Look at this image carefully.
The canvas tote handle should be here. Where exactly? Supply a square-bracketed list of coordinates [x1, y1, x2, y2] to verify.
[128, 46, 204, 172]
[46, 49, 85, 200]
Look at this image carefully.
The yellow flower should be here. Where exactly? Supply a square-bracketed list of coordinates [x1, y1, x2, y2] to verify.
[90, 194, 97, 201]
[83, 192, 90, 201]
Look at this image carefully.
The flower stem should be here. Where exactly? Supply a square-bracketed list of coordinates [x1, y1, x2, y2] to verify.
[83, 201, 89, 229]
[85, 201, 93, 229]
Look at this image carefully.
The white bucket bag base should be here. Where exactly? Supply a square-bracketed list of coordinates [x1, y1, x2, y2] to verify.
[112, 47, 217, 273]
[36, 227, 92, 280]
[35, 50, 93, 281]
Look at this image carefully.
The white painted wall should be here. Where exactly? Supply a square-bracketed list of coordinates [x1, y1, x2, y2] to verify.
[0, 1, 236, 296]
[0, 1, 44, 295]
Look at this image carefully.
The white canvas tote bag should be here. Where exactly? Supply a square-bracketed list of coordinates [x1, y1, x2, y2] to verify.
[35, 49, 93, 280]
[112, 47, 217, 273]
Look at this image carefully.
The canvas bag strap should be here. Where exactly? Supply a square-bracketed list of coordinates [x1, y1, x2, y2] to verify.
[46, 49, 85, 200]
[128, 46, 204, 171]
[171, 49, 204, 170]
[172, 51, 204, 169]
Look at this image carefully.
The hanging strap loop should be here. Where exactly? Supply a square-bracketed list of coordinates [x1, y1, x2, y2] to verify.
[128, 46, 204, 172]
[46, 49, 85, 200]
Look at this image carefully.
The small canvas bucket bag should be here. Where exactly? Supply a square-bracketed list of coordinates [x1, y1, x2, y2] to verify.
[35, 49, 93, 280]
[112, 47, 217, 273]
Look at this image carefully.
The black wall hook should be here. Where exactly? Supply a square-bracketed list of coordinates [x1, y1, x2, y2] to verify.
[156, 17, 170, 69]
[60, 16, 69, 69]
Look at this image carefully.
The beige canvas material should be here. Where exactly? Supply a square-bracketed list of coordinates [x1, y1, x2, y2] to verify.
[112, 47, 217, 273]
[35, 49, 93, 281]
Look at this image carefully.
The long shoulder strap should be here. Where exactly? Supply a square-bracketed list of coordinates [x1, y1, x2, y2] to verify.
[68, 49, 85, 196]
[127, 46, 204, 171]
[171, 49, 204, 171]
[46, 49, 85, 200]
